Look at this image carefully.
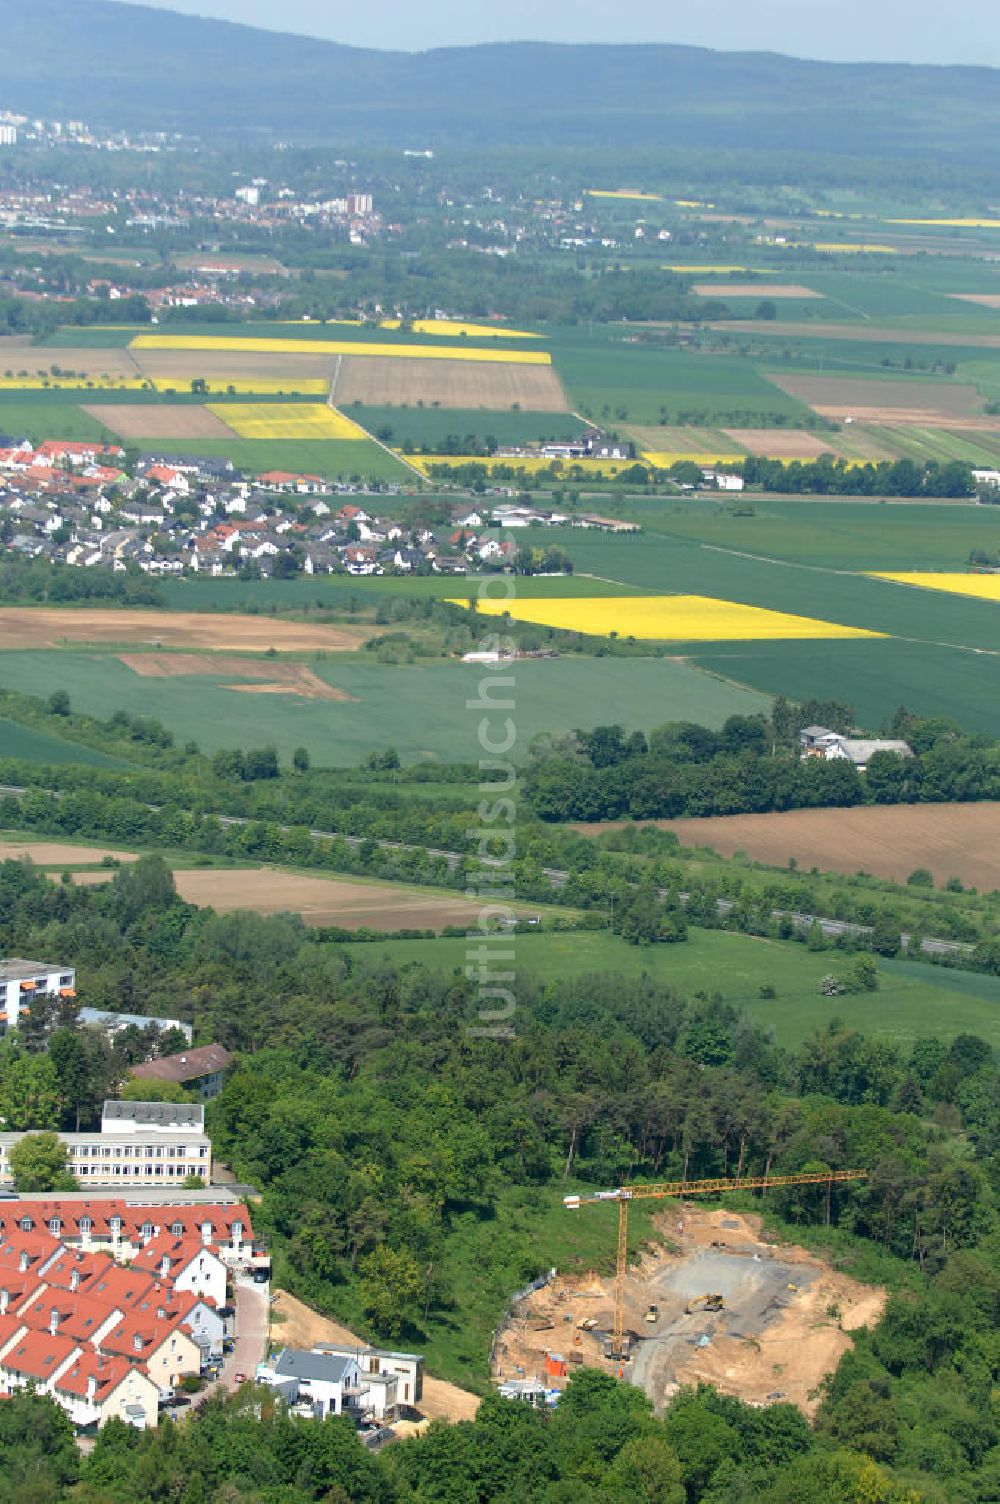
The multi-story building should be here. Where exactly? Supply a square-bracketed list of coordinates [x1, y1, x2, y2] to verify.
[0, 959, 76, 1035]
[0, 1102, 211, 1188]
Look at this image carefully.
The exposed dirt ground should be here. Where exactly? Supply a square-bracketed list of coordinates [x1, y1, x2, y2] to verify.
[333, 354, 570, 411]
[0, 608, 370, 652]
[572, 802, 1000, 892]
[720, 428, 845, 459]
[693, 283, 822, 298]
[83, 404, 237, 439]
[494, 1207, 883, 1418]
[0, 840, 138, 865]
[270, 1290, 480, 1425]
[118, 652, 353, 700]
[171, 867, 546, 931]
[769, 374, 986, 423]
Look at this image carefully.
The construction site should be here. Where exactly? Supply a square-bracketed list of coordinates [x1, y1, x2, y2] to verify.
[493, 1205, 885, 1417]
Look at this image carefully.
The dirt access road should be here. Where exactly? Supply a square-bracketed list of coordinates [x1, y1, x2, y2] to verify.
[495, 1207, 883, 1417]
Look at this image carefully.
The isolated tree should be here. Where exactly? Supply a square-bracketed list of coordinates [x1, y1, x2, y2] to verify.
[9, 1132, 76, 1192]
[47, 689, 71, 717]
[292, 746, 311, 773]
[360, 1245, 423, 1338]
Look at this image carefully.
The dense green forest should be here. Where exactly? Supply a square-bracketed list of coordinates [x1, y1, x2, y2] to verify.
[1, 850, 998, 1498]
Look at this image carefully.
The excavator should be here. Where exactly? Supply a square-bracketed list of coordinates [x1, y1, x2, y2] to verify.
[684, 1292, 725, 1314]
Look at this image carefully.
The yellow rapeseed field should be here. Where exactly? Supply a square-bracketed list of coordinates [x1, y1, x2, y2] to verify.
[405, 320, 539, 339]
[131, 335, 551, 366]
[642, 450, 743, 468]
[153, 378, 331, 396]
[456, 595, 883, 642]
[870, 572, 1000, 602]
[587, 189, 663, 201]
[887, 218, 1000, 229]
[664, 265, 778, 274]
[405, 453, 643, 476]
[811, 243, 899, 254]
[211, 403, 366, 440]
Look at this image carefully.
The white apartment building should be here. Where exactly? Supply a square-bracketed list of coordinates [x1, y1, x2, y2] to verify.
[0, 1102, 211, 1188]
[0, 959, 76, 1035]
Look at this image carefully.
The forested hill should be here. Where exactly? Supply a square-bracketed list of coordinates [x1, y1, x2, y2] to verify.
[6, 0, 1000, 157]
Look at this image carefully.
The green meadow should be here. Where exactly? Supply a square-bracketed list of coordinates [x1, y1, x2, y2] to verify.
[342, 928, 1000, 1050]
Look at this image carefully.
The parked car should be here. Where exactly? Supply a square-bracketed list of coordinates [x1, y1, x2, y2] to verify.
[234, 1372, 247, 1385]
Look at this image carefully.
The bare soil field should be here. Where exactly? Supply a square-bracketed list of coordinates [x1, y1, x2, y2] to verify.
[271, 1290, 480, 1424]
[694, 283, 821, 298]
[712, 320, 1000, 348]
[333, 354, 570, 411]
[83, 404, 237, 439]
[0, 840, 137, 865]
[950, 293, 1000, 309]
[0, 347, 141, 379]
[721, 428, 844, 459]
[495, 1206, 883, 1418]
[118, 652, 354, 699]
[573, 803, 1000, 890]
[172, 252, 286, 275]
[172, 867, 546, 930]
[132, 350, 336, 383]
[769, 374, 986, 423]
[0, 609, 371, 652]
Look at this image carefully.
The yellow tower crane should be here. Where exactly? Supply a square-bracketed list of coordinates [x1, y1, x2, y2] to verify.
[565, 1169, 868, 1360]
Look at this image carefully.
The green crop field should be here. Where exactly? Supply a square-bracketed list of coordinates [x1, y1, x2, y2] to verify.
[341, 404, 583, 447]
[159, 571, 641, 612]
[562, 530, 1000, 647]
[549, 330, 811, 425]
[0, 400, 114, 441]
[0, 650, 771, 765]
[865, 425, 1000, 464]
[341, 928, 1000, 1050]
[692, 637, 1000, 735]
[142, 436, 409, 480]
[0, 715, 126, 767]
[617, 497, 1000, 570]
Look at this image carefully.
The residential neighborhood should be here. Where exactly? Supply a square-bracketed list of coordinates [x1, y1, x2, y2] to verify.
[0, 433, 641, 581]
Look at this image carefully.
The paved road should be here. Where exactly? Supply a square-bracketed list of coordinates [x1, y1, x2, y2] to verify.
[222, 1278, 270, 1390]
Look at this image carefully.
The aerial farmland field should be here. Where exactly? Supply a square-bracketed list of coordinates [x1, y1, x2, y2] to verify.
[0, 651, 771, 765]
[332, 354, 570, 410]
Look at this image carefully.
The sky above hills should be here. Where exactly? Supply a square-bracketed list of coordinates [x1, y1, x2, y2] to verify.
[121, 0, 998, 66]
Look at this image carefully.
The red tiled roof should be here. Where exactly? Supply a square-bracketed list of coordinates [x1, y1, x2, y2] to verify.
[101, 1311, 192, 1360]
[0, 1201, 253, 1250]
[40, 1251, 114, 1294]
[23, 1292, 120, 1344]
[131, 1235, 218, 1279]
[55, 1351, 135, 1401]
[1, 1329, 79, 1380]
[86, 1268, 157, 1311]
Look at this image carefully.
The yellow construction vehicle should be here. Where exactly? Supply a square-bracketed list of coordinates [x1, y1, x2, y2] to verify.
[684, 1292, 725, 1314]
[564, 1169, 868, 1361]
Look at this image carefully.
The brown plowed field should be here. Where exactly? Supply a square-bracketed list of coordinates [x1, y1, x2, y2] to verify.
[0, 841, 138, 865]
[132, 350, 336, 383]
[333, 354, 570, 411]
[172, 868, 546, 930]
[721, 428, 844, 459]
[950, 293, 1000, 308]
[83, 404, 237, 439]
[693, 283, 821, 298]
[119, 653, 354, 699]
[769, 374, 985, 423]
[572, 803, 1000, 890]
[0, 347, 141, 379]
[0, 609, 370, 652]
